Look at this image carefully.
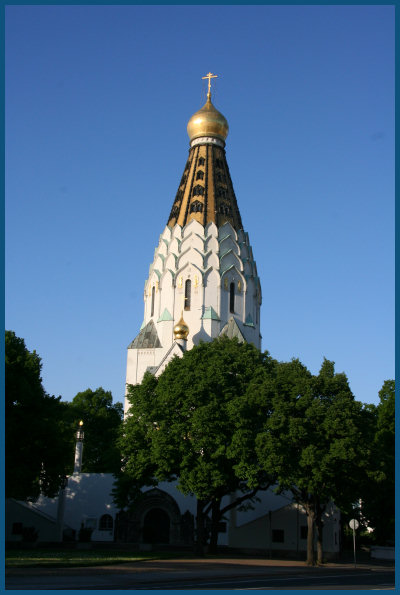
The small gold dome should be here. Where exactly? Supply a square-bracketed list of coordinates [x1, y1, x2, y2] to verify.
[187, 95, 229, 143]
[173, 315, 189, 341]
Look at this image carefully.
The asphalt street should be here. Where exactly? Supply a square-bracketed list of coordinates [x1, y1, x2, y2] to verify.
[5, 558, 395, 590]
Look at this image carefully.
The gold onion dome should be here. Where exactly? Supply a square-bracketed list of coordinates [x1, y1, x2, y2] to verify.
[173, 315, 189, 341]
[187, 94, 229, 143]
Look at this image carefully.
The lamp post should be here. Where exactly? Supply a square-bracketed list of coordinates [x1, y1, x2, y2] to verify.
[73, 420, 84, 474]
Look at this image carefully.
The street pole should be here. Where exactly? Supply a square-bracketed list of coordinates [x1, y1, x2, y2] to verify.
[349, 519, 359, 568]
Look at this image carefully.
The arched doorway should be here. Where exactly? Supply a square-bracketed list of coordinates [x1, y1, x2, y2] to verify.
[143, 508, 170, 544]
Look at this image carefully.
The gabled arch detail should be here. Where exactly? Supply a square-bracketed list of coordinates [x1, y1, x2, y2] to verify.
[175, 261, 203, 283]
[218, 221, 237, 241]
[220, 250, 243, 274]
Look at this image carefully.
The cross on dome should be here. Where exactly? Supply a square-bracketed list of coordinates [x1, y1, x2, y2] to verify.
[202, 72, 218, 98]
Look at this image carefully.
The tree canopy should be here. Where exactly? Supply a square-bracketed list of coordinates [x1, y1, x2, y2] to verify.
[117, 341, 381, 562]
[117, 337, 275, 552]
[66, 387, 123, 474]
[255, 357, 371, 564]
[357, 379, 395, 544]
[6, 331, 124, 500]
[5, 331, 71, 500]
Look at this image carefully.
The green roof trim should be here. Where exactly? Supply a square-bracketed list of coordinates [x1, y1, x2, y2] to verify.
[157, 308, 173, 322]
[202, 306, 220, 321]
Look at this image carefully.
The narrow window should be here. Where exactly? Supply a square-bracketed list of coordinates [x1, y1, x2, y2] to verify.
[151, 286, 155, 317]
[229, 282, 235, 313]
[196, 170, 204, 180]
[185, 279, 191, 311]
[198, 157, 205, 166]
[170, 205, 179, 219]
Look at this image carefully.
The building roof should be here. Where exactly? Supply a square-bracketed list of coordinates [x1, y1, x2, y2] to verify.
[219, 317, 246, 342]
[128, 319, 162, 349]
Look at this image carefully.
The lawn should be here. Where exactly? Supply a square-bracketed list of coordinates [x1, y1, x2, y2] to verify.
[5, 548, 185, 568]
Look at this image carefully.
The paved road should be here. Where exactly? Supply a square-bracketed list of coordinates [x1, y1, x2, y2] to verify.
[5, 558, 395, 590]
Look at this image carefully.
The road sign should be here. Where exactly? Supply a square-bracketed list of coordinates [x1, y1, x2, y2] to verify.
[349, 519, 359, 530]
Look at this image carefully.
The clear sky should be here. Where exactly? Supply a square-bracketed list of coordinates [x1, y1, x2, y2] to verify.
[5, 5, 394, 406]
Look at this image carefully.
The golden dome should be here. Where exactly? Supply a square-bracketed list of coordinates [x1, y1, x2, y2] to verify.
[187, 95, 229, 143]
[173, 315, 189, 341]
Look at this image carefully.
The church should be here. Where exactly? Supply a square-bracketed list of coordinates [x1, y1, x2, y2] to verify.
[120, 74, 340, 556]
[125, 72, 262, 413]
[6, 75, 340, 558]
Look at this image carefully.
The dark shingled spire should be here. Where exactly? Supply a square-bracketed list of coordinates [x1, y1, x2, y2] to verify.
[167, 143, 243, 231]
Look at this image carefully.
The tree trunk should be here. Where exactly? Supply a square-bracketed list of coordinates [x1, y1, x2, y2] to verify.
[316, 515, 323, 565]
[208, 499, 221, 554]
[316, 501, 324, 565]
[195, 499, 206, 556]
[306, 508, 315, 565]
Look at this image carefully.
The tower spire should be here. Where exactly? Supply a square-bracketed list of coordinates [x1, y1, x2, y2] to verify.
[125, 77, 262, 416]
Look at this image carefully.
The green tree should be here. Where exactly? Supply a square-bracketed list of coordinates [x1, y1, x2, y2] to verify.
[117, 337, 275, 553]
[256, 358, 369, 565]
[67, 387, 123, 474]
[5, 331, 71, 500]
[358, 380, 395, 544]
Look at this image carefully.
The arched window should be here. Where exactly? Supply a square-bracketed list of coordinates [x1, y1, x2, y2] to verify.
[185, 279, 191, 311]
[99, 514, 113, 531]
[151, 286, 155, 317]
[193, 185, 204, 196]
[217, 187, 227, 198]
[190, 200, 203, 213]
[229, 282, 235, 313]
[219, 204, 231, 215]
[196, 170, 204, 180]
[198, 157, 205, 166]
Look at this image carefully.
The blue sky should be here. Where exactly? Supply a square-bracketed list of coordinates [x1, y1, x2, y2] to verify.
[5, 5, 394, 406]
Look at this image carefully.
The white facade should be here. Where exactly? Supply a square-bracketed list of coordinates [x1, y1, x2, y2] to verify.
[31, 474, 118, 542]
[12, 478, 340, 556]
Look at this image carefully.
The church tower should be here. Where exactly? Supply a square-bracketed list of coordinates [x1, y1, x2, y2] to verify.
[125, 74, 262, 414]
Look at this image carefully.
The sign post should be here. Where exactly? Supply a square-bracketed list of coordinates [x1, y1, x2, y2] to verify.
[349, 519, 359, 567]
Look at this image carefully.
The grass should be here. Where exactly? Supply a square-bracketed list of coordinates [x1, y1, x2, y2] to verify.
[5, 548, 186, 568]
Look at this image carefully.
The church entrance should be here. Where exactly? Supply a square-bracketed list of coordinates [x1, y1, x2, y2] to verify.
[143, 508, 170, 544]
